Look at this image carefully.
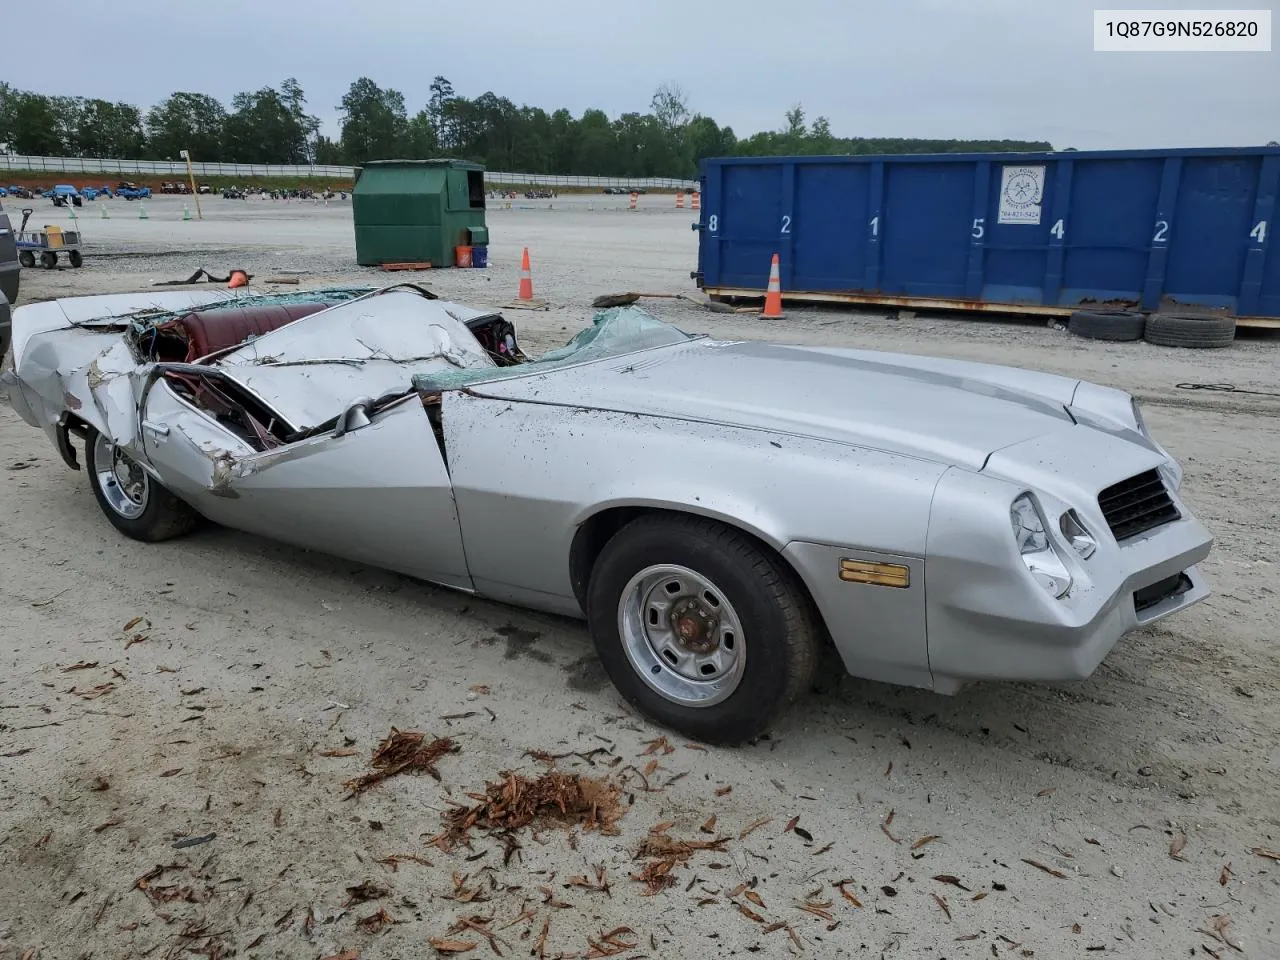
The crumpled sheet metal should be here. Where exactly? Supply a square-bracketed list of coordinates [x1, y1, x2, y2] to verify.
[413, 305, 693, 393]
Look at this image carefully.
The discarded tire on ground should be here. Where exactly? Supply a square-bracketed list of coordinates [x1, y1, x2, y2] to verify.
[1066, 310, 1146, 342]
[1143, 313, 1236, 349]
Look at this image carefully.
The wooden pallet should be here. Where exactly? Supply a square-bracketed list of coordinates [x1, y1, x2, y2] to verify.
[380, 261, 433, 272]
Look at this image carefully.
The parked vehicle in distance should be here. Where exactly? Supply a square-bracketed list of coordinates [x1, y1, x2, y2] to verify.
[116, 183, 152, 200]
[80, 188, 100, 200]
[0, 199, 18, 355]
[49, 185, 82, 207]
[0, 286, 1215, 743]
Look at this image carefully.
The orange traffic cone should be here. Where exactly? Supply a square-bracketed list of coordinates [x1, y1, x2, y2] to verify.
[760, 254, 785, 318]
[517, 247, 534, 300]
[228, 269, 249, 289]
[675, 192, 685, 210]
[691, 192, 701, 211]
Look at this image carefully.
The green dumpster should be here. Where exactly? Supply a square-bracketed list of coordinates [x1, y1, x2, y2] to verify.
[352, 159, 487, 267]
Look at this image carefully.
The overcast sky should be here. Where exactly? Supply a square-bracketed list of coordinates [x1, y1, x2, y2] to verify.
[9, 0, 1278, 150]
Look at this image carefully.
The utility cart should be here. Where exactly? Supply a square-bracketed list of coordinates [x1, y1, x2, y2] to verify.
[15, 208, 83, 269]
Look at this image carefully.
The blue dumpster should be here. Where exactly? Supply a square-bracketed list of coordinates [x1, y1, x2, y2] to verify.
[694, 147, 1280, 328]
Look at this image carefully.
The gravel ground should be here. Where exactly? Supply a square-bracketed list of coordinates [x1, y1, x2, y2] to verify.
[1, 194, 1278, 960]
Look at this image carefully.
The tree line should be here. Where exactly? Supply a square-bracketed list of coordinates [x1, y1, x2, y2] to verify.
[0, 78, 1053, 178]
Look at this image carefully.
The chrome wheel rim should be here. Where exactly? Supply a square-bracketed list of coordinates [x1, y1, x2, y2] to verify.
[618, 564, 745, 707]
[93, 434, 149, 520]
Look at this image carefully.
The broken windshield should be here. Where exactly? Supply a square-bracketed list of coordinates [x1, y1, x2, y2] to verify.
[412, 305, 697, 392]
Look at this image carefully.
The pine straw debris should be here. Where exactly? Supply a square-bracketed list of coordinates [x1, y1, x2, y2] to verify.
[343, 728, 458, 796]
[440, 771, 626, 847]
[631, 824, 729, 895]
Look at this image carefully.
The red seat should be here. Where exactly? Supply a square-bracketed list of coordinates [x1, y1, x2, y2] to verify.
[176, 303, 332, 360]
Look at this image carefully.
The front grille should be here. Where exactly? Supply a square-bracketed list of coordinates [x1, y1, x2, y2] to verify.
[1134, 572, 1193, 614]
[1098, 469, 1180, 541]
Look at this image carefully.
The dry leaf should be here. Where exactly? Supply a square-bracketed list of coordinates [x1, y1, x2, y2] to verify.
[642, 758, 659, 776]
[738, 904, 764, 922]
[1219, 863, 1232, 886]
[158, 768, 182, 778]
[1036, 788, 1055, 797]
[1072, 923, 1082, 935]
[744, 890, 765, 908]
[836, 883, 862, 908]
[1169, 829, 1188, 861]
[90, 776, 110, 791]
[739, 817, 771, 840]
[884, 761, 892, 777]
[123, 616, 146, 631]
[62, 661, 99, 672]
[881, 809, 901, 844]
[932, 893, 951, 920]
[955, 934, 981, 942]
[320, 748, 359, 757]
[912, 834, 941, 850]
[715, 785, 732, 797]
[124, 633, 148, 650]
[428, 939, 476, 954]
[699, 814, 717, 834]
[1252, 847, 1280, 862]
[933, 875, 971, 891]
[1022, 858, 1069, 879]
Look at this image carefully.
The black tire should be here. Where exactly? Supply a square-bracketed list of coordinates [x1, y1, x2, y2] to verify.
[586, 514, 819, 745]
[39, 251, 57, 269]
[19, 250, 35, 268]
[1143, 313, 1236, 349]
[69, 250, 83, 268]
[1066, 310, 1146, 342]
[85, 427, 199, 542]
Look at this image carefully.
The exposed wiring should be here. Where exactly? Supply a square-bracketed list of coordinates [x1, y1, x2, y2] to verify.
[1176, 382, 1280, 399]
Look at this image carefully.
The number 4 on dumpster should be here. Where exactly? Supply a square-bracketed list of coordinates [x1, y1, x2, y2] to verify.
[1251, 220, 1268, 244]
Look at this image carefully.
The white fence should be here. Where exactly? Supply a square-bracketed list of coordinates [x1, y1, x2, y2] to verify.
[0, 154, 698, 190]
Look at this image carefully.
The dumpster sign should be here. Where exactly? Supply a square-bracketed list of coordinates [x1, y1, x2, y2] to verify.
[997, 165, 1045, 225]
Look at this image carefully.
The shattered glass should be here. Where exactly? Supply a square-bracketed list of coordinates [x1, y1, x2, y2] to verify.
[412, 306, 696, 392]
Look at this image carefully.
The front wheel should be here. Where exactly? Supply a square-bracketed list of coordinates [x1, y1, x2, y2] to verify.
[19, 250, 35, 268]
[586, 515, 819, 745]
[85, 427, 198, 542]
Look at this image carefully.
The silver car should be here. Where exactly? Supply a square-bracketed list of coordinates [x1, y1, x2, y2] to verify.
[1, 286, 1213, 743]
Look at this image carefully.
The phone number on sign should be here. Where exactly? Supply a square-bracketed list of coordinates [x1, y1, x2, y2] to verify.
[1104, 19, 1258, 37]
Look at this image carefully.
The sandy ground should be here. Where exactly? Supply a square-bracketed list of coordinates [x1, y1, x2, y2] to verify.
[1, 194, 1278, 960]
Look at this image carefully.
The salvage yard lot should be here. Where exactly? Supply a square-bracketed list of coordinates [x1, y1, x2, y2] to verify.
[1, 195, 1278, 958]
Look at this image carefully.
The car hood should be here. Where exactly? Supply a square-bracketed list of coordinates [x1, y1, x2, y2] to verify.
[469, 339, 1084, 470]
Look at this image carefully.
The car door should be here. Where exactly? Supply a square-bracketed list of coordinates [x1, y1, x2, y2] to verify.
[141, 380, 472, 590]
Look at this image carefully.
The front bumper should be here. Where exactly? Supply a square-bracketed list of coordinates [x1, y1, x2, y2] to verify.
[925, 466, 1212, 693]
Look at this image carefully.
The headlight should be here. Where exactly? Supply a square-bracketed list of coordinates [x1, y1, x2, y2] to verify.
[1010, 494, 1073, 598]
[1059, 510, 1097, 559]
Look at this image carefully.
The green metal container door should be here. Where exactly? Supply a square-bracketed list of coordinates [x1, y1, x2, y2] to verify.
[352, 159, 488, 267]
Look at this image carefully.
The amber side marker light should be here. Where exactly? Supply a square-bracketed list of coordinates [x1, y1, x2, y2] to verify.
[839, 559, 911, 588]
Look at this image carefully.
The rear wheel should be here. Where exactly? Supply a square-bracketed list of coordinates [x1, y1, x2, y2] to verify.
[39, 252, 56, 269]
[586, 514, 819, 745]
[68, 250, 83, 268]
[19, 250, 35, 268]
[85, 427, 198, 542]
